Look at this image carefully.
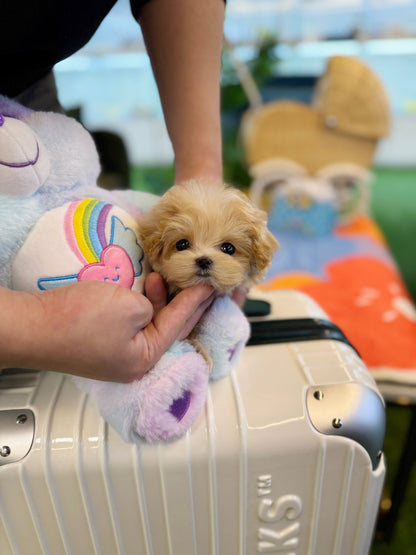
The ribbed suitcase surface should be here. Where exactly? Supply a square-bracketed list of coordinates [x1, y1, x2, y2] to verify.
[0, 290, 385, 555]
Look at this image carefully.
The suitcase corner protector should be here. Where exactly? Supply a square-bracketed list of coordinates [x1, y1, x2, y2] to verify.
[306, 383, 386, 470]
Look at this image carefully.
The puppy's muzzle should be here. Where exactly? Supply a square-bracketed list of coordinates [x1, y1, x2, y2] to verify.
[195, 256, 213, 275]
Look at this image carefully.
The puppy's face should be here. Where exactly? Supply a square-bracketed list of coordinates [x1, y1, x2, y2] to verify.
[139, 181, 278, 295]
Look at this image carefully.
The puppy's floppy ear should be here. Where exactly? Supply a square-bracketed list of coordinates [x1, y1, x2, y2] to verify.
[240, 197, 278, 284]
[138, 186, 185, 267]
[230, 188, 278, 286]
[249, 222, 279, 283]
[137, 210, 165, 267]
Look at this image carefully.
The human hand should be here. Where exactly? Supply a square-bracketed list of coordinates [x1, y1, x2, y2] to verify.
[231, 287, 247, 309]
[144, 272, 214, 341]
[2, 278, 214, 382]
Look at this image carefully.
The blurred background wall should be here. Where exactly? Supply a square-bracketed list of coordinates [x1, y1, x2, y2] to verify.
[54, 0, 416, 169]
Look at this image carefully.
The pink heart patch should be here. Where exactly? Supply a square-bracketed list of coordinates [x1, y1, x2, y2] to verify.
[78, 245, 134, 289]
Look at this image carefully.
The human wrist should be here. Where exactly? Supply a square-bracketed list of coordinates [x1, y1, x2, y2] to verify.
[174, 161, 223, 184]
[0, 289, 44, 370]
[174, 141, 223, 184]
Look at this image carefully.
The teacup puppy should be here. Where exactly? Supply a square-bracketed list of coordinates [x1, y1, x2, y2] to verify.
[139, 180, 278, 294]
[138, 180, 279, 363]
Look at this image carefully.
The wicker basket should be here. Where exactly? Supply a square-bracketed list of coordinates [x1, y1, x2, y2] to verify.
[240, 56, 390, 174]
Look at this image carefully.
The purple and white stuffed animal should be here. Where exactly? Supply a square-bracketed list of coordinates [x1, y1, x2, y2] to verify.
[0, 96, 249, 443]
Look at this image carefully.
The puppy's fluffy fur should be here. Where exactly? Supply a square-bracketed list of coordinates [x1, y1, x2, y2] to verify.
[139, 180, 278, 296]
[138, 181, 278, 367]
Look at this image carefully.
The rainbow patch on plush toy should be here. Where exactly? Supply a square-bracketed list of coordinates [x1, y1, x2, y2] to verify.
[12, 198, 147, 294]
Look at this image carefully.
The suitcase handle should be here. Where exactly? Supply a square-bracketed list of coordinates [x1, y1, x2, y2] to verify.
[248, 317, 360, 356]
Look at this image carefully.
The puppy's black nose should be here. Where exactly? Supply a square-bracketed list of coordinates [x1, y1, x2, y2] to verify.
[195, 256, 213, 270]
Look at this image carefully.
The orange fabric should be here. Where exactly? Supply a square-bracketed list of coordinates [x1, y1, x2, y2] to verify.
[261, 215, 416, 381]
[300, 258, 416, 369]
[336, 214, 387, 245]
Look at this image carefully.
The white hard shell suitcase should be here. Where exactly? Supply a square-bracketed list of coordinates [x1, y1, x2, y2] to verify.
[0, 290, 385, 555]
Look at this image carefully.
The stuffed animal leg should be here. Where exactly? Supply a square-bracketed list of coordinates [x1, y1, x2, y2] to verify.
[199, 295, 251, 382]
[73, 341, 210, 443]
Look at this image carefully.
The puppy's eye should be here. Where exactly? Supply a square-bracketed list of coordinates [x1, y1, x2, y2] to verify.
[176, 239, 191, 251]
[221, 242, 236, 256]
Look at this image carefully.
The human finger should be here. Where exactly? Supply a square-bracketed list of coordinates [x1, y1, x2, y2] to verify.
[137, 284, 214, 364]
[177, 292, 215, 340]
[144, 272, 168, 317]
[231, 287, 247, 308]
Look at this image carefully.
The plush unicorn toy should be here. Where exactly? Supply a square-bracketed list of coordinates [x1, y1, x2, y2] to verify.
[0, 95, 249, 443]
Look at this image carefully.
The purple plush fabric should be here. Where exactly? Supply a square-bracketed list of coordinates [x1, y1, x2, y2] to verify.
[0, 95, 33, 119]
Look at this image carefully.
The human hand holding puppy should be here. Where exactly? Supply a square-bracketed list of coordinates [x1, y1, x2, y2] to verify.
[0, 276, 214, 382]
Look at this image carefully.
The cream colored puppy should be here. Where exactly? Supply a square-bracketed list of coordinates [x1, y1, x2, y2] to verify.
[139, 180, 278, 296]
[138, 180, 278, 366]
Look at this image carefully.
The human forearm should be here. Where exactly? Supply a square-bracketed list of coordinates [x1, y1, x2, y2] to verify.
[138, 0, 225, 183]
